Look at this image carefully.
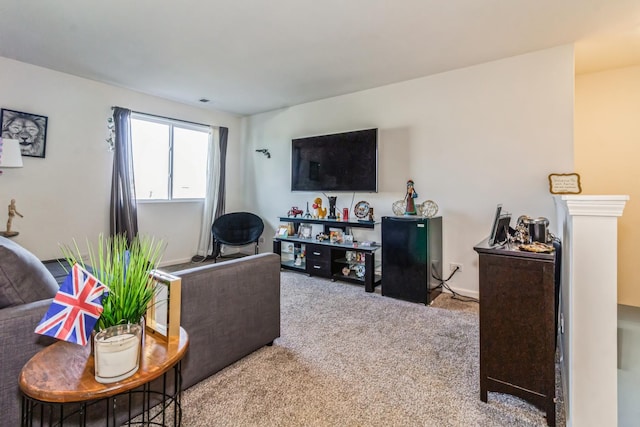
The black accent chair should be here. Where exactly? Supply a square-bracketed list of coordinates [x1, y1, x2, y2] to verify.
[211, 212, 265, 261]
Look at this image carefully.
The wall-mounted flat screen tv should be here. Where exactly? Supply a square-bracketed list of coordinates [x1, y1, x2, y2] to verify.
[291, 128, 378, 192]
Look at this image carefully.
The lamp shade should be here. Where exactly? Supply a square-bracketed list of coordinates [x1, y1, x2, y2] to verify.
[0, 138, 24, 168]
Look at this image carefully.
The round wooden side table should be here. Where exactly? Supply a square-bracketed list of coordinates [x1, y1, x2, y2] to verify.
[19, 327, 189, 426]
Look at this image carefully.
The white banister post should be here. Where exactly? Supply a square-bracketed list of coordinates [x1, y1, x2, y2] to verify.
[555, 195, 628, 427]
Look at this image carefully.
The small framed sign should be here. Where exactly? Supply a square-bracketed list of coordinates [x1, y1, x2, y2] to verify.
[146, 270, 181, 339]
[548, 173, 582, 194]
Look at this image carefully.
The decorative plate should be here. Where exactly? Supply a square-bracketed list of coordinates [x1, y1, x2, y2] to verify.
[354, 264, 366, 278]
[418, 200, 439, 218]
[353, 201, 370, 219]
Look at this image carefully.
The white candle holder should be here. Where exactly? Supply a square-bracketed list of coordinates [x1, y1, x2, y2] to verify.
[94, 323, 142, 384]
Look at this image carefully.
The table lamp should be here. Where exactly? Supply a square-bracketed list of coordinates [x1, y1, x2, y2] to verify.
[0, 138, 24, 174]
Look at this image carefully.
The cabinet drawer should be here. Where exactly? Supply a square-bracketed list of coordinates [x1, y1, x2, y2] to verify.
[306, 245, 330, 260]
[307, 260, 331, 278]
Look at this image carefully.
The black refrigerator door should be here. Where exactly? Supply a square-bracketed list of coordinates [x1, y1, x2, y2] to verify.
[382, 217, 428, 303]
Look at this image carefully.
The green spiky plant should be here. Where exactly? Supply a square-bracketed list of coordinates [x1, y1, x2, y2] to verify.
[60, 233, 165, 331]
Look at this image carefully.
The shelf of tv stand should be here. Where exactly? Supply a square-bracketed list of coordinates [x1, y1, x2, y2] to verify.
[278, 216, 377, 233]
[273, 235, 381, 293]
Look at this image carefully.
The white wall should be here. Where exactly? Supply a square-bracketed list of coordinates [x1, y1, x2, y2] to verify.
[243, 45, 575, 297]
[0, 57, 242, 265]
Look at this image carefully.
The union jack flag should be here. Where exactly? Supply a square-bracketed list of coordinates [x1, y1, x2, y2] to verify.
[35, 264, 109, 346]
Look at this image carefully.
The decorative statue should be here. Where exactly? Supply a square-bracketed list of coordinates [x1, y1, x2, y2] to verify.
[2, 199, 23, 237]
[404, 180, 418, 215]
[327, 196, 337, 219]
[312, 197, 327, 219]
[287, 206, 303, 217]
[303, 202, 313, 219]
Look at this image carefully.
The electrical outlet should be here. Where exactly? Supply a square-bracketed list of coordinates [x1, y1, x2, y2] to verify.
[449, 263, 463, 273]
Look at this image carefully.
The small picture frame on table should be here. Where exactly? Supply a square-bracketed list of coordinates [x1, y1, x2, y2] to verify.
[488, 204, 511, 247]
[276, 225, 289, 237]
[329, 228, 343, 244]
[146, 270, 181, 339]
[298, 224, 313, 239]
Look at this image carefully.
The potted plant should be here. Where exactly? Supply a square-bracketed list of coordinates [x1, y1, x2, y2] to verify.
[60, 233, 165, 383]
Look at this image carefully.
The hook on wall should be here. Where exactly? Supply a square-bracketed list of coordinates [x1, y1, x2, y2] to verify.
[255, 149, 271, 158]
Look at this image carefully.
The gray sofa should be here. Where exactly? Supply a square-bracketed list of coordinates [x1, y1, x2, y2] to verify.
[0, 236, 280, 426]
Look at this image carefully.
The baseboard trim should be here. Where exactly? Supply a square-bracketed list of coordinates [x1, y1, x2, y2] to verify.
[159, 257, 194, 267]
[441, 286, 479, 300]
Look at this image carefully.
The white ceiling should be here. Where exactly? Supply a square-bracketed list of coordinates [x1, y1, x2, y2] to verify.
[1, 0, 639, 116]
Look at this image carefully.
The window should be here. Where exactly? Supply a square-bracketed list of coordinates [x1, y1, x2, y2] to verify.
[131, 113, 210, 201]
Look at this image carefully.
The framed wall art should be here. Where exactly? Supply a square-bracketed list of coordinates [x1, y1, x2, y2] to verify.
[0, 108, 48, 158]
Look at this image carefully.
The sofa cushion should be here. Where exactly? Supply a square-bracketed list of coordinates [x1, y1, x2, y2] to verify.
[0, 237, 59, 309]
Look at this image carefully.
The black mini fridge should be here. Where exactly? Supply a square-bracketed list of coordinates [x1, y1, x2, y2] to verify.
[381, 216, 443, 305]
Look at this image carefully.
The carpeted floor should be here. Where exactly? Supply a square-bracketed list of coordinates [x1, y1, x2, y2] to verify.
[174, 270, 563, 426]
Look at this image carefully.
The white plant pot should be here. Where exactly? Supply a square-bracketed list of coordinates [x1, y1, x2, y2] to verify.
[94, 323, 142, 384]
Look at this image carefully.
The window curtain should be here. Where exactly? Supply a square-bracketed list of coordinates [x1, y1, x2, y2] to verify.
[110, 107, 138, 242]
[194, 126, 228, 259]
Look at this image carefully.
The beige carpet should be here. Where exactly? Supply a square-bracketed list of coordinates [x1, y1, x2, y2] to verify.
[177, 271, 562, 426]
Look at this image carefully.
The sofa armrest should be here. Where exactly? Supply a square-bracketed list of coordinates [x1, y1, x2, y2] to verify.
[0, 299, 56, 426]
[172, 253, 281, 389]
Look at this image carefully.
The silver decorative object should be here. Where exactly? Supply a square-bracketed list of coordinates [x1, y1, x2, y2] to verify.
[106, 117, 115, 151]
[392, 200, 406, 216]
[419, 200, 439, 218]
[392, 200, 439, 218]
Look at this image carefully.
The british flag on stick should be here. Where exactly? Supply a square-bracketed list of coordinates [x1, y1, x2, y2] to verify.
[35, 264, 109, 346]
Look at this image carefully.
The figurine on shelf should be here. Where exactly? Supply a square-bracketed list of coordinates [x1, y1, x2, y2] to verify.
[287, 206, 303, 217]
[312, 197, 327, 219]
[327, 196, 337, 219]
[303, 202, 313, 219]
[404, 180, 418, 216]
[1, 198, 23, 237]
[316, 232, 329, 242]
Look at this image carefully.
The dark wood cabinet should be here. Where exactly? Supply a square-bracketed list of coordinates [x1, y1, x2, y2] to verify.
[474, 239, 557, 427]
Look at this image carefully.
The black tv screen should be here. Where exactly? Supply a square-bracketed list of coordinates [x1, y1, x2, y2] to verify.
[291, 128, 378, 192]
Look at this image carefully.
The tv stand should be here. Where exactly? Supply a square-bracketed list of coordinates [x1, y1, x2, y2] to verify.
[273, 217, 380, 292]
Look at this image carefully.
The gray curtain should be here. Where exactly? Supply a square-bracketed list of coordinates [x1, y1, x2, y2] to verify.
[110, 107, 138, 242]
[193, 126, 228, 260]
[214, 127, 228, 220]
[211, 127, 228, 257]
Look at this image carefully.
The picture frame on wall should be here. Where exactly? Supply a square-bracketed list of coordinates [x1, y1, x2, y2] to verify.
[0, 108, 48, 158]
